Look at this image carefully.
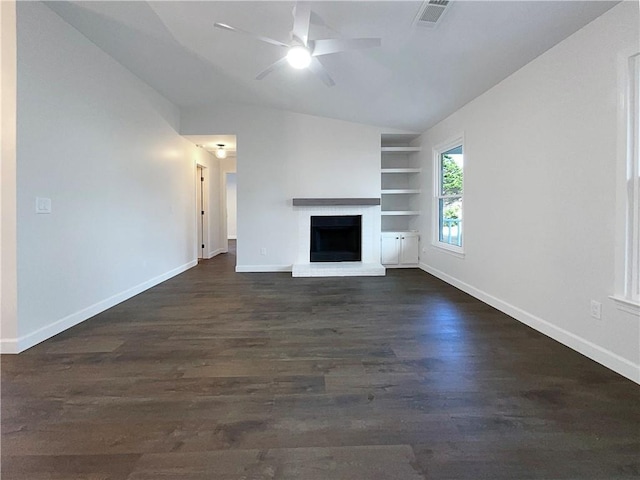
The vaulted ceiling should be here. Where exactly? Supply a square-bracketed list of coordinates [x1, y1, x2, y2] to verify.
[45, 1, 618, 131]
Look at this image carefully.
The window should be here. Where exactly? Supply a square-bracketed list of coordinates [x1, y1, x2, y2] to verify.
[434, 139, 464, 253]
[624, 54, 640, 304]
[629, 54, 640, 304]
[613, 53, 640, 314]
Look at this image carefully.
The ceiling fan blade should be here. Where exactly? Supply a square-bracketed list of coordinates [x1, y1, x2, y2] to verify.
[311, 38, 381, 57]
[310, 11, 326, 28]
[255, 56, 289, 80]
[308, 57, 335, 87]
[292, 2, 311, 46]
[214, 23, 289, 49]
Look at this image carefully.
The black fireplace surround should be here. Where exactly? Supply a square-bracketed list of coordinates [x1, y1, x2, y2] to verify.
[310, 215, 362, 262]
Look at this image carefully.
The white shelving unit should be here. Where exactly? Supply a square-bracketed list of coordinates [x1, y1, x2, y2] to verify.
[381, 210, 421, 216]
[381, 168, 422, 174]
[381, 189, 421, 194]
[380, 145, 421, 232]
[380, 140, 422, 267]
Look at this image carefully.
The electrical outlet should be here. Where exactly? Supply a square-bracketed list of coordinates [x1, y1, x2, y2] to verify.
[590, 300, 602, 320]
[36, 197, 52, 214]
[260, 247, 267, 256]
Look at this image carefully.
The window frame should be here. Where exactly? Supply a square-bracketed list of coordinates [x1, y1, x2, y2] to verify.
[629, 54, 640, 304]
[612, 53, 640, 315]
[432, 136, 465, 256]
[623, 54, 640, 305]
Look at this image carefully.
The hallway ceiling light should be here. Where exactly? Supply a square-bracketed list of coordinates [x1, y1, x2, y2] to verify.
[215, 144, 227, 159]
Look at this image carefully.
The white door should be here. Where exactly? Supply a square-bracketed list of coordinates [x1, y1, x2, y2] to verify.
[381, 233, 400, 265]
[197, 166, 204, 259]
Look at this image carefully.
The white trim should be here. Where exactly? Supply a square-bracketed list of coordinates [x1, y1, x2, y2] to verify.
[420, 262, 640, 384]
[228, 235, 237, 240]
[0, 260, 197, 354]
[221, 166, 237, 265]
[195, 162, 209, 260]
[381, 146, 422, 153]
[609, 295, 640, 316]
[431, 242, 466, 259]
[206, 248, 226, 259]
[381, 168, 422, 174]
[292, 262, 385, 277]
[615, 53, 640, 308]
[235, 264, 292, 273]
[626, 53, 640, 303]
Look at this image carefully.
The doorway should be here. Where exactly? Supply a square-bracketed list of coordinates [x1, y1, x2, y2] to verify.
[226, 172, 237, 247]
[196, 165, 206, 260]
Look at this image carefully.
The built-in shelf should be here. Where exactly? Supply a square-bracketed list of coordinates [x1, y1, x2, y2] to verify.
[293, 198, 380, 206]
[381, 168, 422, 174]
[381, 210, 421, 216]
[381, 146, 422, 153]
[381, 189, 421, 194]
[381, 140, 421, 242]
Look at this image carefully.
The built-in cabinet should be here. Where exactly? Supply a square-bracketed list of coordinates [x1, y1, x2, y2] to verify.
[380, 143, 421, 267]
[381, 232, 420, 267]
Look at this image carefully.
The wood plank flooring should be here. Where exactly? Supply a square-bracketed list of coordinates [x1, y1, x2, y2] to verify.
[2, 244, 639, 479]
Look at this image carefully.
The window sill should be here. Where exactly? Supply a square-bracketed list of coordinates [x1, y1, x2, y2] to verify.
[609, 296, 640, 316]
[432, 242, 465, 259]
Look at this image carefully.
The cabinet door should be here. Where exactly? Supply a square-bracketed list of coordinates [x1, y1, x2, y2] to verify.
[381, 234, 400, 265]
[400, 234, 419, 265]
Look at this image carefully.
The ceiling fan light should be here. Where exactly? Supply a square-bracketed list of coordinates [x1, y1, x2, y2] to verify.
[215, 144, 227, 159]
[286, 45, 311, 69]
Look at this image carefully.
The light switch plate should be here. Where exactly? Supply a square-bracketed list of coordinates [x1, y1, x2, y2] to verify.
[36, 197, 52, 214]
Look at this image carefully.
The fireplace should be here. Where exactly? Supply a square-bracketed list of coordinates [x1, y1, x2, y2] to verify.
[292, 200, 385, 277]
[310, 215, 362, 262]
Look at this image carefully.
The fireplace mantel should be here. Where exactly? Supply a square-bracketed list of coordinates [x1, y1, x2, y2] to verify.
[293, 198, 380, 206]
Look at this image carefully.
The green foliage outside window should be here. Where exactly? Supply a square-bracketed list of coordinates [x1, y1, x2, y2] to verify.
[442, 155, 462, 220]
[442, 155, 463, 195]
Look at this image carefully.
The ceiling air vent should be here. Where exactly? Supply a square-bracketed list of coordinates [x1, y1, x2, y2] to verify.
[414, 0, 451, 28]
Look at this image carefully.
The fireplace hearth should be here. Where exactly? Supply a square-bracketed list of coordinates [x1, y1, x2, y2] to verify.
[310, 215, 362, 262]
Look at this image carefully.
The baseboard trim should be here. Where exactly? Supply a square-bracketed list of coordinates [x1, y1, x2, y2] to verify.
[0, 260, 197, 354]
[235, 264, 292, 273]
[419, 262, 640, 384]
[206, 248, 226, 259]
[0, 338, 18, 354]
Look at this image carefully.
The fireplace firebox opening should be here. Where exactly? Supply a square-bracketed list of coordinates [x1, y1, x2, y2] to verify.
[310, 215, 362, 262]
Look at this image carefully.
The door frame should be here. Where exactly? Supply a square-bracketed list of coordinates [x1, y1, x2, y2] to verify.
[196, 163, 210, 259]
[219, 163, 236, 254]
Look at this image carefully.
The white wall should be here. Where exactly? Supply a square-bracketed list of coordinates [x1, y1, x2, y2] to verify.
[181, 105, 391, 270]
[3, 2, 218, 352]
[417, 1, 639, 382]
[226, 172, 237, 240]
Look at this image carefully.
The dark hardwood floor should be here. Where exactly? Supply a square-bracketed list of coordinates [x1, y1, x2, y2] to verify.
[2, 243, 639, 479]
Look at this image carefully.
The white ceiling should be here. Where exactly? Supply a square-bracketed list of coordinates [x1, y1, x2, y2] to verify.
[184, 134, 237, 156]
[46, 1, 618, 132]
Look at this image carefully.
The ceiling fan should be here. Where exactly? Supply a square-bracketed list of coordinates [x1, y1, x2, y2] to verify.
[214, 2, 381, 87]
